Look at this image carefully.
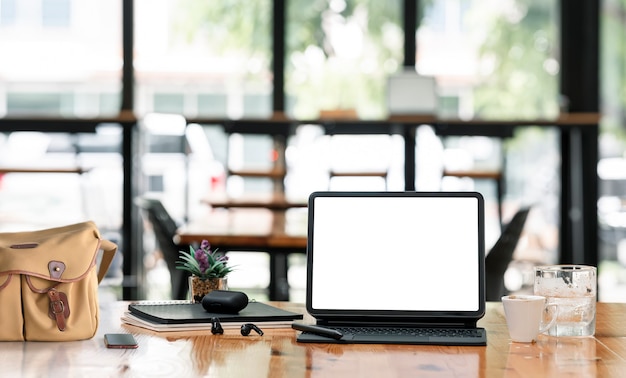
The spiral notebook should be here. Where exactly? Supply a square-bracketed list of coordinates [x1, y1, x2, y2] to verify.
[128, 301, 302, 324]
[123, 301, 302, 331]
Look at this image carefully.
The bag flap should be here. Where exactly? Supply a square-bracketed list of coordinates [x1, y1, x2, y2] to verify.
[0, 221, 102, 282]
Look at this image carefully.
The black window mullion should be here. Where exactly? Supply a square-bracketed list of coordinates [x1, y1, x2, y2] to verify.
[273, 0, 286, 113]
[122, 0, 134, 112]
[403, 0, 417, 67]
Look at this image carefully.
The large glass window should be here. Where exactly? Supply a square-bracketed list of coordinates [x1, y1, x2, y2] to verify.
[599, 0, 626, 302]
[0, 0, 17, 26]
[0, 0, 122, 116]
[134, 0, 272, 118]
[0, 0, 124, 223]
[419, 0, 559, 119]
[42, 0, 71, 27]
[286, 0, 403, 119]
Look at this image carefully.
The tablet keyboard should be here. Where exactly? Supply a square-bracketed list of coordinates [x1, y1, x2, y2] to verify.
[300, 325, 487, 346]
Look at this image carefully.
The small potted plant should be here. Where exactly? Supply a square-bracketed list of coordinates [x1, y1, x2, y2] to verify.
[176, 240, 234, 303]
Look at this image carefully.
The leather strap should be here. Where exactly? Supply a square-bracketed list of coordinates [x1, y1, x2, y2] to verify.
[97, 239, 118, 284]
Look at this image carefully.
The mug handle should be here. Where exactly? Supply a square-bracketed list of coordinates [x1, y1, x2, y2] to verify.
[539, 303, 558, 334]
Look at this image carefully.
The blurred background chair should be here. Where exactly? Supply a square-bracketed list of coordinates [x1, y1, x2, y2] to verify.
[136, 197, 189, 300]
[485, 206, 531, 301]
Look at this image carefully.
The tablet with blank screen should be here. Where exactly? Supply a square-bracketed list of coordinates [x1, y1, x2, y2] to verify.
[300, 191, 486, 345]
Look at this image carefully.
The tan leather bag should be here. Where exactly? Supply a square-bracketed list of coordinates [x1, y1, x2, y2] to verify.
[0, 221, 117, 341]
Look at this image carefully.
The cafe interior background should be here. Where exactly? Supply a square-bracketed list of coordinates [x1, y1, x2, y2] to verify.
[0, 0, 624, 303]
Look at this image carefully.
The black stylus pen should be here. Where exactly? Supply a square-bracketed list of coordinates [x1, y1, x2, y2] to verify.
[292, 323, 344, 340]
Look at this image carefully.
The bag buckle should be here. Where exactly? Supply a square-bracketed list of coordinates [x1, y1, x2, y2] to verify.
[48, 288, 70, 331]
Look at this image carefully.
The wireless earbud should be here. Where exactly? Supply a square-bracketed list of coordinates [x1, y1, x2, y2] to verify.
[210, 319, 263, 336]
[211, 317, 224, 335]
[240, 323, 264, 336]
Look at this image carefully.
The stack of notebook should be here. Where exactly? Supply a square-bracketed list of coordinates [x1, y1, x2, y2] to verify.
[122, 300, 303, 332]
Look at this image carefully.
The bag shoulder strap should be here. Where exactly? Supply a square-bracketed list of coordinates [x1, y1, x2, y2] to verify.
[97, 239, 118, 284]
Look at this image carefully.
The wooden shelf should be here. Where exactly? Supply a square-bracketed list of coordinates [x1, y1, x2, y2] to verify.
[201, 193, 306, 210]
[442, 169, 502, 180]
[0, 167, 90, 174]
[329, 170, 388, 178]
[227, 168, 286, 179]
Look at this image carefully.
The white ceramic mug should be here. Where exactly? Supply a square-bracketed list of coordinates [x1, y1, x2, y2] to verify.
[502, 295, 557, 343]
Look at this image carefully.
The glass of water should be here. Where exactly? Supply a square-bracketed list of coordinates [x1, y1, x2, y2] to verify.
[533, 265, 597, 337]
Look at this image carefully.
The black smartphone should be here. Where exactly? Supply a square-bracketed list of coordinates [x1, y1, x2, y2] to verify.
[104, 333, 138, 349]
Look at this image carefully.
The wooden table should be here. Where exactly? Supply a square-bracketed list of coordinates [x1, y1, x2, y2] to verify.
[2, 301, 624, 377]
[176, 208, 308, 301]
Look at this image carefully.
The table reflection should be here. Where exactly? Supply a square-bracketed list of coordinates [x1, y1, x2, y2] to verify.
[505, 336, 597, 377]
[306, 344, 484, 377]
[160, 334, 307, 377]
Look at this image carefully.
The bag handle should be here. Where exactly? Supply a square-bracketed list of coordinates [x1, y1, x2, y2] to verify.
[97, 239, 118, 284]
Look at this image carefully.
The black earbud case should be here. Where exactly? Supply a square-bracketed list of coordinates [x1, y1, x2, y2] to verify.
[201, 290, 249, 313]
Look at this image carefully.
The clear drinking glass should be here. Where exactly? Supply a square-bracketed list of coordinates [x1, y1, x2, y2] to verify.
[533, 265, 597, 337]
